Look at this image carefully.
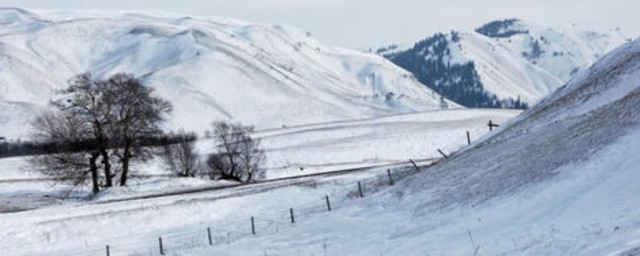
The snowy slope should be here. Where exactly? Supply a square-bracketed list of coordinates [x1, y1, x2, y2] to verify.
[252, 109, 518, 178]
[180, 35, 640, 256]
[222, 36, 640, 255]
[0, 8, 455, 140]
[469, 19, 629, 103]
[385, 18, 630, 107]
[1, 39, 638, 256]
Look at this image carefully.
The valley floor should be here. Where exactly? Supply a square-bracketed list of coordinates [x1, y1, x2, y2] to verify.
[0, 109, 519, 255]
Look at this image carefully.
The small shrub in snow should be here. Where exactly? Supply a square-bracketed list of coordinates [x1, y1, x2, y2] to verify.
[160, 131, 198, 177]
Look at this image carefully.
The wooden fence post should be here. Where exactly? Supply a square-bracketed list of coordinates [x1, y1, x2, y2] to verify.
[251, 216, 256, 235]
[325, 195, 332, 211]
[409, 159, 421, 172]
[290, 208, 295, 223]
[358, 181, 364, 198]
[488, 120, 499, 131]
[106, 245, 110, 256]
[437, 149, 449, 159]
[387, 169, 394, 186]
[207, 227, 212, 246]
[467, 131, 471, 145]
[159, 237, 164, 255]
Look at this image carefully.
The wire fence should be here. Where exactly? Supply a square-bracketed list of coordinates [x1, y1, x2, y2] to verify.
[10, 157, 437, 256]
[103, 159, 430, 256]
[0, 159, 436, 256]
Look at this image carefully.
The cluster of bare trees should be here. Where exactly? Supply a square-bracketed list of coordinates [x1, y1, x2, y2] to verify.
[205, 122, 265, 182]
[30, 73, 171, 194]
[31, 73, 267, 196]
[162, 122, 266, 182]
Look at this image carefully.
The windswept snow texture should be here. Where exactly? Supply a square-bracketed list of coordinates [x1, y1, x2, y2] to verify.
[0, 8, 454, 140]
[192, 39, 640, 254]
[385, 19, 630, 107]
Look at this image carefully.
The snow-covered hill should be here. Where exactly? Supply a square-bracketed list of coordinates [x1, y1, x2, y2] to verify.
[240, 36, 640, 255]
[0, 8, 455, 140]
[2, 38, 638, 256]
[181, 33, 640, 255]
[383, 18, 631, 108]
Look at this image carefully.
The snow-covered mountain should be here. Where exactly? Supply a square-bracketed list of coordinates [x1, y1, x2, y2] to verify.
[381, 18, 630, 108]
[0, 8, 455, 140]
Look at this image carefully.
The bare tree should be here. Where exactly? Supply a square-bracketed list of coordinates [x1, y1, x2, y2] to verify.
[205, 121, 265, 182]
[53, 73, 115, 187]
[30, 110, 102, 194]
[205, 153, 231, 180]
[101, 73, 172, 186]
[237, 133, 266, 181]
[29, 72, 172, 194]
[160, 131, 198, 177]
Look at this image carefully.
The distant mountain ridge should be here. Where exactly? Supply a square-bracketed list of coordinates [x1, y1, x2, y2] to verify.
[381, 18, 630, 109]
[0, 8, 456, 140]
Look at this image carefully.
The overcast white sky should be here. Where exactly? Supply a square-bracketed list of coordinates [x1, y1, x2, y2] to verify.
[1, 0, 638, 49]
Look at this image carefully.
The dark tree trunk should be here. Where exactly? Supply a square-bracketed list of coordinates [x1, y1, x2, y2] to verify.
[99, 147, 112, 187]
[119, 139, 132, 186]
[226, 153, 236, 177]
[246, 171, 253, 183]
[94, 120, 112, 187]
[89, 152, 100, 194]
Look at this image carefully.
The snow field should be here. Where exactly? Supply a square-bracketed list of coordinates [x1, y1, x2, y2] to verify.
[0, 108, 520, 255]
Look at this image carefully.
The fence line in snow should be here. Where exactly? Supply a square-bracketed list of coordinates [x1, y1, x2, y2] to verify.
[39, 129, 487, 256]
[86, 161, 431, 256]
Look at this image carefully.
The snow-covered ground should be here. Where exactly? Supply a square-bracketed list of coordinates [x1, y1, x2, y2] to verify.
[240, 108, 519, 179]
[0, 7, 455, 140]
[1, 37, 637, 256]
[0, 108, 518, 212]
[0, 107, 518, 255]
